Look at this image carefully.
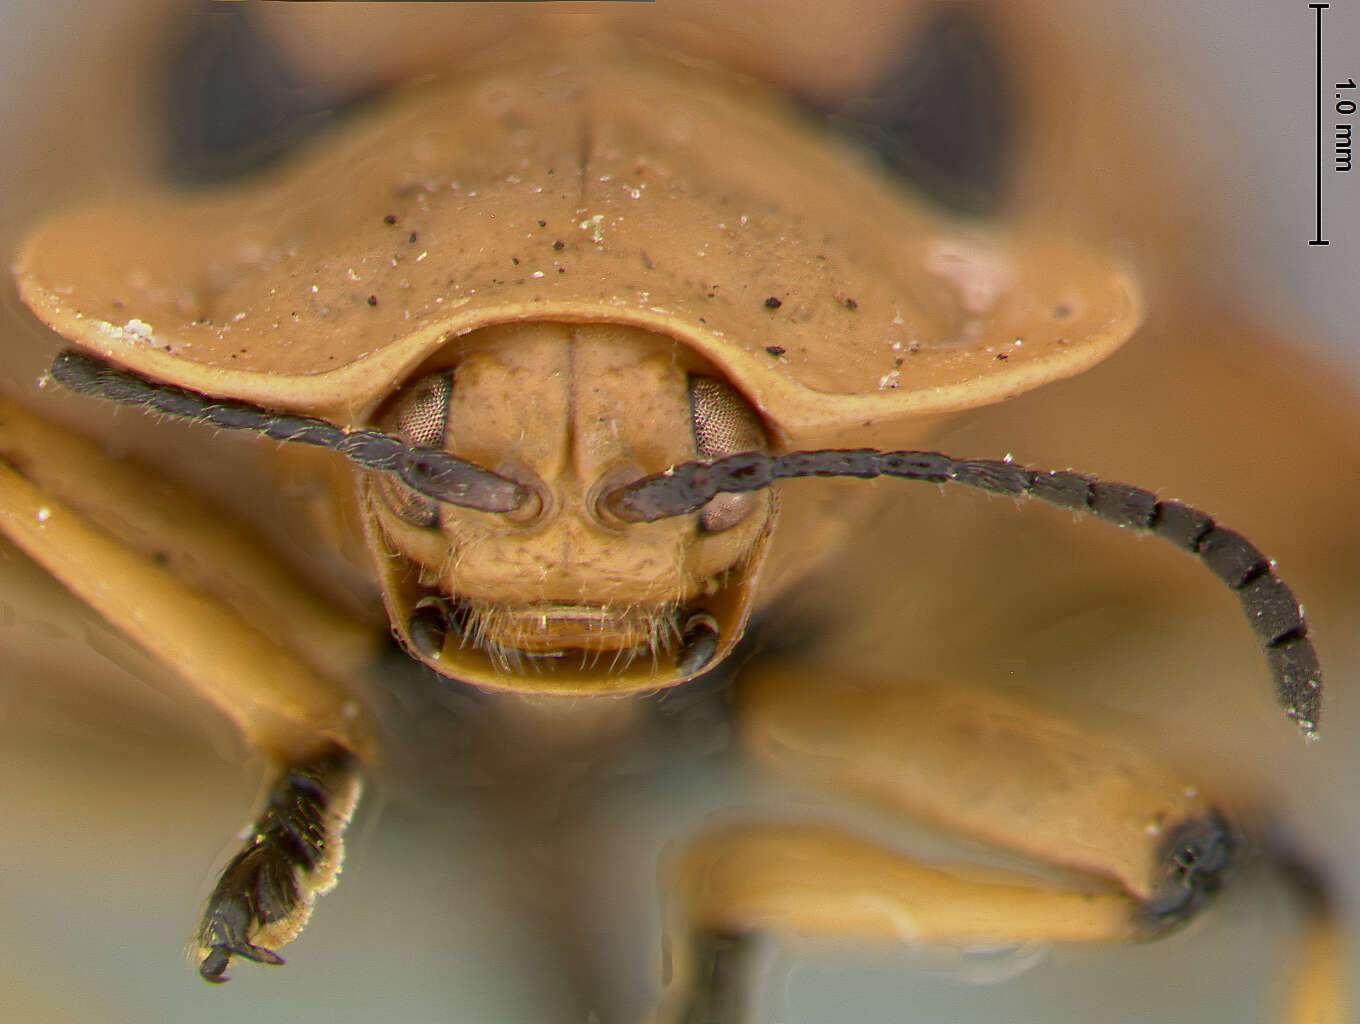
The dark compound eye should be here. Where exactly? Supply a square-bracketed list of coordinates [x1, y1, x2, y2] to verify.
[375, 371, 453, 528]
[688, 377, 768, 533]
[831, 5, 1013, 215]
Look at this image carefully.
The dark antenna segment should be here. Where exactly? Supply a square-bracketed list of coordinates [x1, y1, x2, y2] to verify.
[607, 448, 1323, 738]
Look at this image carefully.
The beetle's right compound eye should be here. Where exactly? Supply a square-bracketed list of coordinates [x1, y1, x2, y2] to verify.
[375, 370, 453, 527]
[689, 376, 768, 533]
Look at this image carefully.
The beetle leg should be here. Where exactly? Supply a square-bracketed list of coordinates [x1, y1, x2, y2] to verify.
[195, 743, 361, 982]
[0, 396, 377, 760]
[652, 661, 1347, 1021]
[654, 822, 1146, 1023]
[658, 825, 1347, 1023]
[1281, 910, 1347, 1024]
[1275, 856, 1350, 1024]
[650, 663, 1188, 1021]
[0, 398, 379, 973]
[738, 662, 1235, 923]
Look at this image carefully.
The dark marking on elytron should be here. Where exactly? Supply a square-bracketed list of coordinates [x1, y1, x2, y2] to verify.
[607, 449, 1324, 735]
[827, 4, 1014, 215]
[197, 744, 357, 982]
[162, 4, 369, 185]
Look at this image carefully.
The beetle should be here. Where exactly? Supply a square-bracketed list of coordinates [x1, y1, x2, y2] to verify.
[1, 2, 1357, 1022]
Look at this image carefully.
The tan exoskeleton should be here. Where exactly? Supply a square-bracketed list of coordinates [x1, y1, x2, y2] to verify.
[1, 3, 1355, 1021]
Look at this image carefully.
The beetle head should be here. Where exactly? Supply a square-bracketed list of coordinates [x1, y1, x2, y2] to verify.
[362, 321, 775, 693]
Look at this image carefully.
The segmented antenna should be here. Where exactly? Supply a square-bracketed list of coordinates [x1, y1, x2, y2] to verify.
[606, 449, 1323, 737]
[46, 349, 527, 513]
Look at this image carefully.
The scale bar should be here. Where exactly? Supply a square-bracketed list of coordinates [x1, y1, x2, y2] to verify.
[1310, 3, 1330, 244]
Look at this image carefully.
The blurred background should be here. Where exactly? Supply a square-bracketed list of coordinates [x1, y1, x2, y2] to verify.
[0, 2, 1356, 1022]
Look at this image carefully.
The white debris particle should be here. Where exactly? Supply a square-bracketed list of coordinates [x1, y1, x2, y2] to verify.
[124, 318, 154, 341]
[532, 271, 545, 279]
[310, 284, 319, 293]
[346, 268, 360, 282]
[578, 213, 605, 245]
[94, 320, 146, 346]
[878, 370, 901, 389]
[36, 506, 51, 523]
[416, 251, 428, 263]
[505, 174, 521, 184]
[890, 340, 903, 351]
[232, 311, 247, 323]
[892, 312, 906, 325]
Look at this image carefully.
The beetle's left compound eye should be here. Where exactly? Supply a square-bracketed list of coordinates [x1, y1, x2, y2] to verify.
[689, 376, 768, 533]
[375, 371, 453, 527]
